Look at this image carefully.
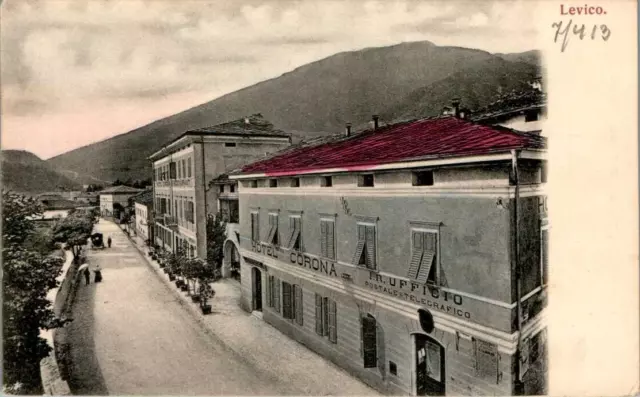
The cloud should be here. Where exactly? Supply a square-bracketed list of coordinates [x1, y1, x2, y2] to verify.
[1, 0, 540, 159]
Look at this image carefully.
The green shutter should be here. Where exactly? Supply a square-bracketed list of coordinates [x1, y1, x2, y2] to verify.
[295, 285, 303, 326]
[322, 297, 329, 336]
[363, 316, 377, 368]
[266, 275, 273, 307]
[541, 229, 548, 285]
[328, 299, 337, 343]
[416, 232, 437, 284]
[266, 214, 276, 244]
[315, 294, 323, 335]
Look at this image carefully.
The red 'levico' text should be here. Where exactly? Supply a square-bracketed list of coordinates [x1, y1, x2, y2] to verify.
[561, 4, 607, 15]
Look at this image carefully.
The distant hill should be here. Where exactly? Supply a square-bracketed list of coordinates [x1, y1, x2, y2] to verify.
[2, 150, 83, 194]
[48, 40, 542, 182]
[380, 57, 539, 122]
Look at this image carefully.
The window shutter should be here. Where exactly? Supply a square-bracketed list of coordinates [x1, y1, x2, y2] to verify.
[362, 316, 377, 368]
[287, 217, 300, 250]
[266, 215, 276, 244]
[266, 276, 273, 307]
[327, 221, 335, 260]
[519, 337, 530, 381]
[365, 226, 376, 269]
[322, 297, 329, 336]
[541, 229, 548, 285]
[328, 299, 337, 343]
[295, 285, 303, 326]
[274, 279, 281, 313]
[320, 221, 327, 257]
[474, 338, 499, 379]
[407, 231, 424, 279]
[352, 240, 366, 266]
[416, 232, 437, 283]
[315, 294, 323, 335]
[282, 282, 292, 319]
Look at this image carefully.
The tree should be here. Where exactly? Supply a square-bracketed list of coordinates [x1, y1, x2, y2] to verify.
[2, 191, 65, 394]
[52, 211, 95, 264]
[206, 213, 227, 277]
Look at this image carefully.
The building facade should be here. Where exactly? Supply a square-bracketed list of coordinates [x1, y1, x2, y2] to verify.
[148, 114, 291, 259]
[131, 190, 154, 244]
[230, 116, 548, 396]
[99, 185, 144, 218]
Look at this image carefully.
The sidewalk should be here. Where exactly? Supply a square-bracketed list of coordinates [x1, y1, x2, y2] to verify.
[129, 233, 380, 396]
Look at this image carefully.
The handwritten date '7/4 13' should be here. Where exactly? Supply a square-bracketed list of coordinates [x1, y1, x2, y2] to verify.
[552, 19, 611, 52]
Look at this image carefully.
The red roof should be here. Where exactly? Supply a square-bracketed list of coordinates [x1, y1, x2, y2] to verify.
[240, 116, 546, 175]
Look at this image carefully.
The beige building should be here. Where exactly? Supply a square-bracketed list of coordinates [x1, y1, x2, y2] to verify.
[98, 185, 144, 218]
[148, 114, 291, 259]
[230, 115, 548, 396]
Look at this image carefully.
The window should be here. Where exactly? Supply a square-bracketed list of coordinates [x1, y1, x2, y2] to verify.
[525, 110, 539, 122]
[389, 361, 397, 376]
[187, 158, 192, 178]
[282, 282, 303, 325]
[541, 163, 548, 183]
[291, 178, 300, 187]
[249, 180, 258, 188]
[353, 223, 376, 269]
[251, 212, 260, 242]
[541, 227, 548, 285]
[358, 174, 374, 187]
[322, 176, 333, 187]
[320, 219, 336, 259]
[407, 230, 438, 284]
[473, 338, 499, 380]
[224, 142, 237, 147]
[169, 162, 177, 180]
[269, 179, 278, 188]
[267, 275, 280, 313]
[361, 314, 377, 367]
[230, 184, 236, 193]
[287, 216, 302, 251]
[412, 170, 434, 186]
[266, 213, 279, 246]
[315, 294, 337, 343]
[181, 159, 186, 179]
[219, 185, 224, 193]
[185, 201, 195, 223]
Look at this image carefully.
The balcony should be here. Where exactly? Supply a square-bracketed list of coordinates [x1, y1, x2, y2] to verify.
[164, 214, 178, 229]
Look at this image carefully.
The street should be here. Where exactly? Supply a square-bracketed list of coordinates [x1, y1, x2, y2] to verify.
[66, 220, 300, 395]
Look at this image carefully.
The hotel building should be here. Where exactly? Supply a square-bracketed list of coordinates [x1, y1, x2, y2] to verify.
[148, 114, 291, 258]
[229, 115, 548, 395]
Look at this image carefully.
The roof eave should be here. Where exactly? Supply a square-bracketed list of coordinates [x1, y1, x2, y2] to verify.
[230, 148, 546, 180]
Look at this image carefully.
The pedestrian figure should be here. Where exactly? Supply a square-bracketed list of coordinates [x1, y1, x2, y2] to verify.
[93, 264, 103, 283]
[83, 267, 91, 285]
[107, 236, 112, 248]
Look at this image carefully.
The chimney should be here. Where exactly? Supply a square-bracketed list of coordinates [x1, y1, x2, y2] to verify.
[345, 123, 352, 137]
[372, 115, 379, 130]
[451, 98, 461, 118]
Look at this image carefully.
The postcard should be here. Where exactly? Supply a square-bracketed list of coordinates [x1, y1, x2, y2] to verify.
[1, 1, 637, 396]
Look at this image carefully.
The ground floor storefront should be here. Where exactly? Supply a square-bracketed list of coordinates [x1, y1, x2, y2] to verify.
[238, 251, 547, 396]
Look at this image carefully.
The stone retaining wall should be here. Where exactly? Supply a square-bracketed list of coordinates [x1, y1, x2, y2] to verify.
[39, 249, 82, 395]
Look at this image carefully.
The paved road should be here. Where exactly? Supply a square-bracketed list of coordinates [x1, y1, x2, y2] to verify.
[66, 220, 298, 395]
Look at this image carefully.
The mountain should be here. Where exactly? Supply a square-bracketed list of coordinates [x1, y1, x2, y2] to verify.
[380, 57, 539, 122]
[48, 41, 541, 182]
[496, 50, 541, 66]
[2, 150, 83, 194]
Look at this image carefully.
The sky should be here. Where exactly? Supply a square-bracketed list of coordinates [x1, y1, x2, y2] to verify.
[1, 0, 539, 160]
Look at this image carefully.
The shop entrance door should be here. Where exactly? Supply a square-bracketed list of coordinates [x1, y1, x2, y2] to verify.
[252, 267, 262, 311]
[415, 334, 445, 396]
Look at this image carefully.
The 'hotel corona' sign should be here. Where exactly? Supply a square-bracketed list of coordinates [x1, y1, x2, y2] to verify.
[251, 242, 338, 277]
